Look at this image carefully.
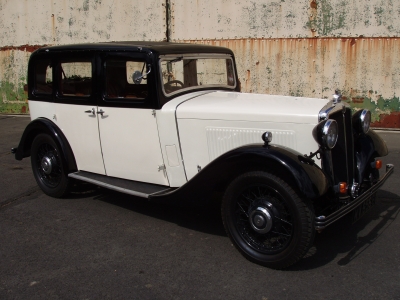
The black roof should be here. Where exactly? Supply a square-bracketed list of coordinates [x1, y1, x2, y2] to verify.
[33, 41, 234, 56]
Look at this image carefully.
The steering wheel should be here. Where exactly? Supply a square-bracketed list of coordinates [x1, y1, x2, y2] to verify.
[164, 80, 184, 93]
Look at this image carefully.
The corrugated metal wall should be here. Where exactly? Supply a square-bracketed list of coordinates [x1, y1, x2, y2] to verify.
[171, 0, 400, 128]
[1, 0, 399, 128]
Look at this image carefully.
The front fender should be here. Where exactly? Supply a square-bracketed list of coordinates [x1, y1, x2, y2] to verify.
[14, 118, 77, 174]
[150, 144, 329, 204]
[354, 129, 389, 183]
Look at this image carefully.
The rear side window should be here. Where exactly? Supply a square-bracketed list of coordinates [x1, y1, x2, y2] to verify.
[34, 59, 53, 95]
[60, 61, 92, 97]
[105, 59, 148, 100]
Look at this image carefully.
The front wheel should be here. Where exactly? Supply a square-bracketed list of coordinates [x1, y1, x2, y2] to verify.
[31, 133, 70, 198]
[222, 171, 315, 269]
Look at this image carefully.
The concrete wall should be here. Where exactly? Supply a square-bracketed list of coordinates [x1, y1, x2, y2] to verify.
[0, 0, 166, 113]
[1, 0, 399, 128]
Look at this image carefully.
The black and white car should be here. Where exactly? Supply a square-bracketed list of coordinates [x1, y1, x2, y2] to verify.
[12, 42, 394, 269]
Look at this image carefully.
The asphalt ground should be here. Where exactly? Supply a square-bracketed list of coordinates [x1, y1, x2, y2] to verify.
[1, 115, 399, 299]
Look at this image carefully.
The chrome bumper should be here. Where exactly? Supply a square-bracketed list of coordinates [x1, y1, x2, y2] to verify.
[315, 164, 394, 230]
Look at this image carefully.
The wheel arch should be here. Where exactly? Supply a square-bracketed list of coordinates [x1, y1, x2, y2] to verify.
[150, 144, 329, 204]
[15, 118, 77, 174]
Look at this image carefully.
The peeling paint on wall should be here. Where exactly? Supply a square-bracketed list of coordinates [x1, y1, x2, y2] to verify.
[346, 94, 400, 128]
[0, 49, 31, 113]
[172, 0, 400, 39]
[0, 0, 166, 45]
[1, 0, 400, 128]
[181, 38, 400, 128]
[169, 0, 400, 127]
[0, 0, 167, 114]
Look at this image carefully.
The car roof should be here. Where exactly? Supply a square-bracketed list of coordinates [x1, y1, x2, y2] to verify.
[32, 41, 234, 56]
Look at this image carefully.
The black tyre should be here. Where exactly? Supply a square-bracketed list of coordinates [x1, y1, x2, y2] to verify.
[222, 171, 315, 269]
[31, 133, 70, 198]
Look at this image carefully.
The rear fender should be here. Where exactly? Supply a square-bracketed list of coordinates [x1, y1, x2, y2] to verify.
[14, 118, 77, 174]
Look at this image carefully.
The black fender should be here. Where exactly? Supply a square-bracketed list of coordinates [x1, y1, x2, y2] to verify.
[354, 129, 388, 183]
[150, 144, 329, 204]
[366, 129, 388, 157]
[14, 118, 77, 174]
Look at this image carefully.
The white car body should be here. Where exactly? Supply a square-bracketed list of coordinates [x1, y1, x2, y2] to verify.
[15, 42, 392, 269]
[158, 91, 329, 186]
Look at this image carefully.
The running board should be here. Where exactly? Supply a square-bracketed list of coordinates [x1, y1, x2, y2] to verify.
[68, 171, 174, 199]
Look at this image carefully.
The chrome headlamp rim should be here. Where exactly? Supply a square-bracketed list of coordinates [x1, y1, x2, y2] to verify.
[360, 109, 371, 134]
[312, 119, 339, 150]
[322, 119, 338, 149]
[352, 109, 371, 134]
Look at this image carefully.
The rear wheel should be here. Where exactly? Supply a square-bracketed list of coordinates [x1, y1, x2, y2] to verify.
[31, 134, 70, 198]
[222, 171, 315, 269]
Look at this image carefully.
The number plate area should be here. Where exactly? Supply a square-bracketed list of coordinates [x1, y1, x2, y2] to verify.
[351, 192, 377, 223]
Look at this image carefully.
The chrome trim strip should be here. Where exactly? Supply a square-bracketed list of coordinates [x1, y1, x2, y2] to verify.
[68, 173, 150, 198]
[319, 100, 350, 121]
[314, 164, 394, 230]
[342, 111, 350, 183]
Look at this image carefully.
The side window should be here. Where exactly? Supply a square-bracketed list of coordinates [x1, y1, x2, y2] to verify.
[60, 61, 92, 97]
[34, 59, 53, 94]
[105, 59, 148, 100]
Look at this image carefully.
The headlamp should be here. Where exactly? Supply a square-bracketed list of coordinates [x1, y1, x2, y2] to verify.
[312, 119, 338, 150]
[352, 109, 371, 134]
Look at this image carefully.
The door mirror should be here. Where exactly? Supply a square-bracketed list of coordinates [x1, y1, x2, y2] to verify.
[132, 64, 151, 84]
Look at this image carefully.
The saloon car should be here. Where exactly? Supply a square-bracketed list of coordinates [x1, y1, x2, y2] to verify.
[12, 42, 393, 269]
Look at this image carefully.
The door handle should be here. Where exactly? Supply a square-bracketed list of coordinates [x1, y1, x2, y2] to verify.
[84, 108, 95, 115]
[97, 109, 105, 116]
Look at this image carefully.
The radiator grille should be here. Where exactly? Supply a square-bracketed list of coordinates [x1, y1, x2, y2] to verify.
[329, 108, 354, 184]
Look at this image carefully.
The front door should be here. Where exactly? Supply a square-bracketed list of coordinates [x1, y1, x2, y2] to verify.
[97, 55, 169, 186]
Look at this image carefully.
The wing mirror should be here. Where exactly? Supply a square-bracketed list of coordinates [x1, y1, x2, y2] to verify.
[132, 64, 151, 84]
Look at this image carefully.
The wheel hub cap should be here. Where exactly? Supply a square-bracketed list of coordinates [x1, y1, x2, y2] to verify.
[249, 206, 273, 234]
[41, 156, 53, 175]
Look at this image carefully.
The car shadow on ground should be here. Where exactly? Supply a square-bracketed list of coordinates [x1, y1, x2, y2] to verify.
[289, 189, 400, 270]
[67, 183, 400, 269]
[67, 182, 227, 237]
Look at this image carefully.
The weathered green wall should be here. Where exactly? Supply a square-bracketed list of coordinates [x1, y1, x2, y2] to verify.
[1, 0, 399, 127]
[0, 49, 30, 113]
[0, 0, 167, 114]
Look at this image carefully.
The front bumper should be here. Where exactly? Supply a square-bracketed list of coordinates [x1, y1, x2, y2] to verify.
[315, 164, 394, 230]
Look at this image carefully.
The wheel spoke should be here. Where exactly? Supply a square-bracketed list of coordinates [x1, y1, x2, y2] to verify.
[271, 230, 292, 238]
[234, 183, 294, 254]
[274, 216, 292, 226]
[237, 202, 249, 217]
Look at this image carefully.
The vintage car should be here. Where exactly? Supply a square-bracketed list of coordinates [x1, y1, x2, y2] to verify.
[12, 42, 393, 269]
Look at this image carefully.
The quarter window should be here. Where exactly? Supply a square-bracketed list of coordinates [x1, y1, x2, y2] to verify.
[34, 59, 53, 95]
[60, 61, 92, 97]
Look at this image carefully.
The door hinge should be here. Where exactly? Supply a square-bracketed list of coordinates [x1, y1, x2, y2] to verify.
[158, 164, 166, 172]
[152, 110, 156, 117]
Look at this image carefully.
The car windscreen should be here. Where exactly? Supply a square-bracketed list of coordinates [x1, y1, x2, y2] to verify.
[160, 54, 236, 96]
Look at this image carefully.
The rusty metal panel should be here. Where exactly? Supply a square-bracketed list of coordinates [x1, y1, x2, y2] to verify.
[171, 0, 400, 40]
[184, 38, 400, 128]
[170, 0, 400, 128]
[1, 0, 399, 127]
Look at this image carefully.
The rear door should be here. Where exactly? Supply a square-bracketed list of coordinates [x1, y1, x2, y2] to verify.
[54, 55, 106, 175]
